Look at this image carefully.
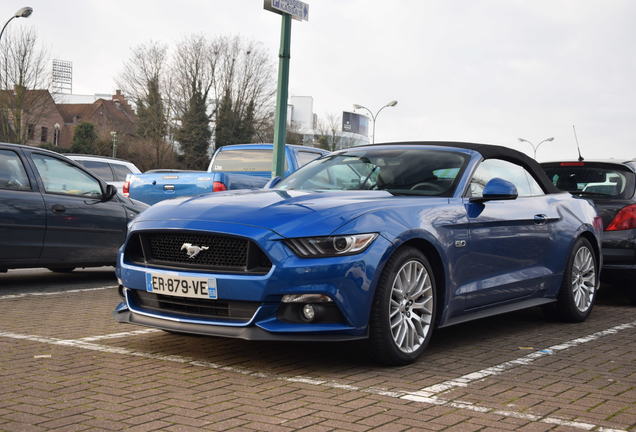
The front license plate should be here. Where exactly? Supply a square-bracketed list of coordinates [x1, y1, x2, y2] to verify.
[145, 273, 217, 299]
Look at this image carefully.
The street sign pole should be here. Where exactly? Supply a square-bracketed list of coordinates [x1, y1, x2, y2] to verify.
[272, 13, 291, 178]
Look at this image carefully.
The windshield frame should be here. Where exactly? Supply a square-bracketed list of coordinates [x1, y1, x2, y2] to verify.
[275, 147, 471, 198]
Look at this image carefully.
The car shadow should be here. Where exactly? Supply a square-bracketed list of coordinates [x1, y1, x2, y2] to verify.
[0, 267, 116, 294]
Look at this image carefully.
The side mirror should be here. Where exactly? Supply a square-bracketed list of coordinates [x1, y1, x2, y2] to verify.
[470, 178, 518, 203]
[264, 176, 282, 189]
[102, 184, 118, 202]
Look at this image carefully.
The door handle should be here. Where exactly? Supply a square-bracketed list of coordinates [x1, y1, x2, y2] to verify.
[533, 214, 547, 225]
[164, 185, 175, 191]
[51, 204, 66, 213]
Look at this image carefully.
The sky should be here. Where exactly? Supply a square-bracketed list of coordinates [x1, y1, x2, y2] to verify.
[4, 0, 635, 161]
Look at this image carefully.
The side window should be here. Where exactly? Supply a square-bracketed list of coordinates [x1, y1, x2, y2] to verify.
[110, 163, 133, 182]
[0, 150, 31, 191]
[296, 151, 322, 167]
[31, 154, 102, 198]
[469, 159, 544, 198]
[80, 160, 115, 181]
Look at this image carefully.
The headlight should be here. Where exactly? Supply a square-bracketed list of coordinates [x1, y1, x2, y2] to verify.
[285, 233, 378, 258]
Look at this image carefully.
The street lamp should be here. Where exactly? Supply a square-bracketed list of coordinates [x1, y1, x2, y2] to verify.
[110, 131, 118, 158]
[0, 7, 33, 43]
[518, 136, 554, 159]
[353, 100, 398, 144]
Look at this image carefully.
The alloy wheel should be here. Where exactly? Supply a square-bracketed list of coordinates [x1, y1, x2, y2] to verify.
[571, 246, 595, 313]
[389, 260, 434, 353]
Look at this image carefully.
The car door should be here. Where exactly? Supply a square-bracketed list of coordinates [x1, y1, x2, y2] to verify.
[0, 147, 46, 264]
[27, 151, 127, 265]
[461, 158, 559, 310]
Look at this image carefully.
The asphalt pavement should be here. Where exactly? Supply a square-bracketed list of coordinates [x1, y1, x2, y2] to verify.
[0, 269, 635, 431]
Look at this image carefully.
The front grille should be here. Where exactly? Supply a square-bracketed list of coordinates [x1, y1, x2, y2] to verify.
[148, 232, 248, 268]
[130, 290, 259, 322]
[125, 231, 272, 274]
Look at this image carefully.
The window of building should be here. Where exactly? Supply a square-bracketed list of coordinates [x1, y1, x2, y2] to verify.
[40, 127, 48, 143]
[27, 124, 35, 140]
[53, 127, 60, 147]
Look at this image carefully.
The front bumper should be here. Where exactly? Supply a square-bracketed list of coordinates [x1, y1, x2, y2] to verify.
[113, 307, 366, 341]
[114, 222, 392, 340]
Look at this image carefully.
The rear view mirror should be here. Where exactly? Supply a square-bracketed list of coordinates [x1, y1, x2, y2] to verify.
[470, 178, 518, 203]
[102, 184, 118, 202]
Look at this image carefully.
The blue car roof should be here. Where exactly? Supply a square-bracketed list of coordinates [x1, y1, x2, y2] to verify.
[217, 143, 327, 153]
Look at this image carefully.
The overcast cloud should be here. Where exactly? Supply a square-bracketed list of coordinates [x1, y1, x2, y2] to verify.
[4, 0, 635, 161]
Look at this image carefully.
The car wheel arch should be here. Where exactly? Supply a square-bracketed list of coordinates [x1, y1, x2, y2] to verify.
[374, 237, 447, 327]
[578, 230, 600, 271]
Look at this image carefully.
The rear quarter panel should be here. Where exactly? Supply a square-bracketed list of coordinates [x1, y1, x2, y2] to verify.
[547, 193, 603, 288]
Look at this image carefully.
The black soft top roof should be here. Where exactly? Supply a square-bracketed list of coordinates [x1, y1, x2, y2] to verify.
[362, 141, 561, 194]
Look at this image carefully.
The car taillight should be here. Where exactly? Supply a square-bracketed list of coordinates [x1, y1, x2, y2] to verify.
[605, 204, 636, 231]
[213, 181, 227, 192]
[122, 180, 130, 197]
[560, 162, 585, 166]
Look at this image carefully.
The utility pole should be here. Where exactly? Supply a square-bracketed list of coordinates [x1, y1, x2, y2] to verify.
[264, 0, 309, 177]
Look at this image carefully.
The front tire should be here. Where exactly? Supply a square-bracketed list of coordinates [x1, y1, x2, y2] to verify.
[368, 247, 436, 366]
[556, 237, 598, 322]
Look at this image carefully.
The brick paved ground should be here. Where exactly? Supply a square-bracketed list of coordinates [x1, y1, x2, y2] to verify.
[0, 275, 635, 431]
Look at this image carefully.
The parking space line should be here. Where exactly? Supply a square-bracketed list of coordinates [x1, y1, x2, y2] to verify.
[406, 320, 636, 399]
[0, 329, 629, 432]
[0, 285, 117, 300]
[71, 328, 162, 342]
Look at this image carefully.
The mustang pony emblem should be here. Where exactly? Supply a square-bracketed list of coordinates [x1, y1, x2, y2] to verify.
[180, 243, 209, 259]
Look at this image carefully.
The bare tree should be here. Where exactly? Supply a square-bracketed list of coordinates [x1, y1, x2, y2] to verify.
[0, 27, 51, 144]
[169, 35, 217, 121]
[214, 36, 275, 144]
[117, 42, 176, 168]
[116, 41, 168, 104]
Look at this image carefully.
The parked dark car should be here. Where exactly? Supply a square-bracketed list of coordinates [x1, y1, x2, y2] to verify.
[0, 143, 147, 273]
[541, 160, 636, 302]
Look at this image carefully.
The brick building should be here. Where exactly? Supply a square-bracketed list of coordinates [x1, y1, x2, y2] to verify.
[0, 88, 136, 149]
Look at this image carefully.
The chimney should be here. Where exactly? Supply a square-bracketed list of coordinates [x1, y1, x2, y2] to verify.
[112, 89, 128, 110]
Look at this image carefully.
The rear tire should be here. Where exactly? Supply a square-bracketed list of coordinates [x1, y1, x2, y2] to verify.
[48, 267, 75, 273]
[368, 247, 436, 366]
[555, 238, 597, 322]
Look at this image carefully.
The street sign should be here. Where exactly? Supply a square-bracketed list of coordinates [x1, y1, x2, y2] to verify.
[264, 0, 309, 21]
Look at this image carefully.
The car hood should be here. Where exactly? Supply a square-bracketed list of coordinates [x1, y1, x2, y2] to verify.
[136, 189, 446, 238]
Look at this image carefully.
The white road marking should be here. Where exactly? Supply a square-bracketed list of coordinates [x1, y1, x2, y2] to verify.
[0, 285, 117, 300]
[72, 328, 161, 342]
[408, 320, 636, 398]
[0, 328, 630, 432]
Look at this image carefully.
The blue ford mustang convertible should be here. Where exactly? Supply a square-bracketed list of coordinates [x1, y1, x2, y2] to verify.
[114, 142, 602, 365]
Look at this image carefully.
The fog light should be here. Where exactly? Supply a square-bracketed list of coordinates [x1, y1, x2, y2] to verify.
[302, 304, 316, 321]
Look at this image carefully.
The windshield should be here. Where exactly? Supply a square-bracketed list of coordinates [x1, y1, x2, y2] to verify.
[210, 149, 286, 172]
[543, 163, 635, 199]
[276, 148, 468, 196]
